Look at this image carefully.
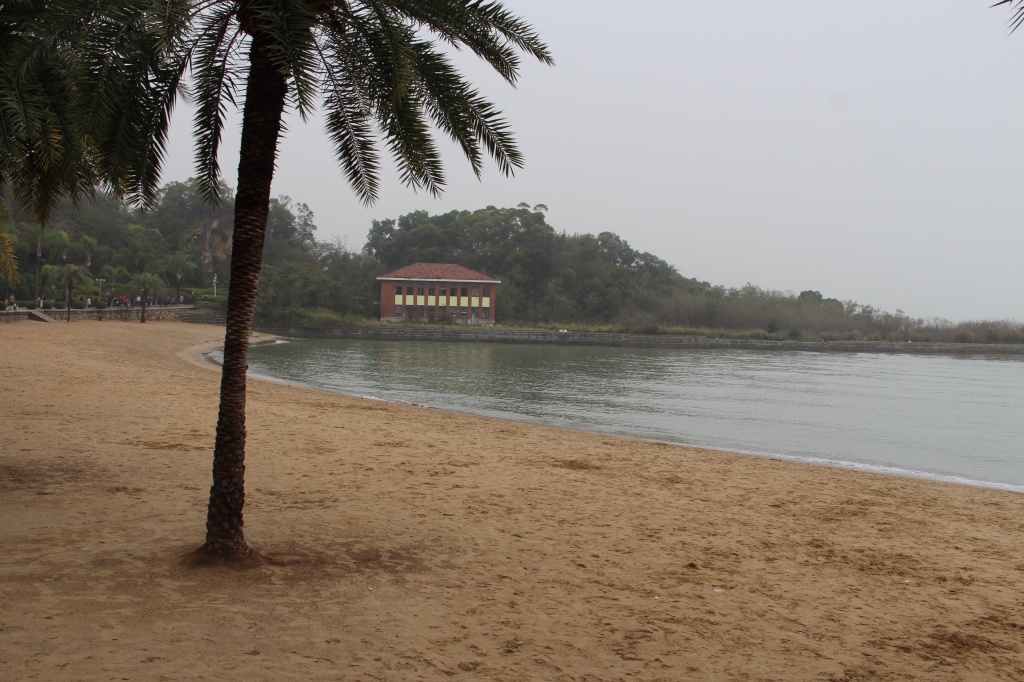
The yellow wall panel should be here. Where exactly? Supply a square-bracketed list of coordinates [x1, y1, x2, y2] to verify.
[394, 295, 402, 304]
[416, 295, 425, 305]
[482, 297, 490, 307]
[460, 296, 468, 306]
[427, 296, 436, 306]
[471, 297, 479, 307]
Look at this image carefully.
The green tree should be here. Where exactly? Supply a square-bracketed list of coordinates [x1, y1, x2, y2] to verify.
[82, 0, 552, 560]
[160, 251, 196, 302]
[130, 271, 166, 323]
[100, 264, 130, 299]
[48, 228, 71, 263]
[78, 234, 97, 268]
[57, 263, 91, 320]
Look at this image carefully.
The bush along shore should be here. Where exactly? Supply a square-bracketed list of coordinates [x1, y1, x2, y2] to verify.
[4, 308, 1021, 354]
[248, 323, 1024, 355]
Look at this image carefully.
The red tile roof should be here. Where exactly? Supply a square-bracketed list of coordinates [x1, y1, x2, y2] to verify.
[378, 263, 500, 282]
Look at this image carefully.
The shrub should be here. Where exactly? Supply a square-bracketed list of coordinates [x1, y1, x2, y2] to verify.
[94, 300, 107, 310]
[44, 300, 55, 309]
[786, 326, 804, 341]
[24, 301, 37, 310]
[952, 328, 976, 343]
[72, 300, 87, 310]
[300, 308, 347, 329]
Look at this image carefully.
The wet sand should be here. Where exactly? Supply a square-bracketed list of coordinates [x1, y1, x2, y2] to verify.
[1, 320, 1023, 680]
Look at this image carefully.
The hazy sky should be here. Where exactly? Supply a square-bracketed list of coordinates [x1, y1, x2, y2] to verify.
[160, 1, 1024, 322]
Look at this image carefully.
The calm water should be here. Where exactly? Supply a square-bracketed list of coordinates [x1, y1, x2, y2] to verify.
[243, 340, 1024, 492]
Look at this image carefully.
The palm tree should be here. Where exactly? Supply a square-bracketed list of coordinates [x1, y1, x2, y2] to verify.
[78, 235, 97, 268]
[130, 271, 167, 323]
[160, 252, 196, 303]
[50, 229, 71, 263]
[58, 263, 92, 321]
[75, 0, 552, 560]
[100, 264, 130, 301]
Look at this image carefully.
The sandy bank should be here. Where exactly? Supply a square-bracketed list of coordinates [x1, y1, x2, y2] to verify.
[1, 320, 1023, 680]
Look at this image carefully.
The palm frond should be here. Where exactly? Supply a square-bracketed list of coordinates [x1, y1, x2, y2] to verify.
[192, 4, 246, 205]
[993, 0, 1024, 33]
[250, 0, 321, 119]
[319, 64, 383, 203]
[0, 213, 20, 286]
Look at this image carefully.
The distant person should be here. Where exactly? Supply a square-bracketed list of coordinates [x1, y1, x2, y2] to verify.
[8, 294, 17, 310]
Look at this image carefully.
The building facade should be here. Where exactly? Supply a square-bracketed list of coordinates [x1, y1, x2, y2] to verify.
[378, 263, 500, 325]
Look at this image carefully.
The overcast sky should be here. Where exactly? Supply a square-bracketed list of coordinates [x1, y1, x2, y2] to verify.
[160, 1, 1024, 322]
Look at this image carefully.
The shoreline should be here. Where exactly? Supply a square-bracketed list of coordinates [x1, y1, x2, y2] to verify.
[238, 337, 1024, 496]
[251, 323, 1024, 355]
[4, 321, 1024, 680]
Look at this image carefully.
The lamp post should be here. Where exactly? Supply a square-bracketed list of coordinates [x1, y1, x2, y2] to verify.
[213, 273, 217, 298]
[95, 278, 106, 306]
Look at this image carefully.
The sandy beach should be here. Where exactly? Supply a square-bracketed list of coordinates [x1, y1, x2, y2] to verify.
[1, 320, 1023, 680]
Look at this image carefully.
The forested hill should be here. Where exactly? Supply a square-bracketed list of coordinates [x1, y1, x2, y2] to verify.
[365, 204, 697, 325]
[4, 181, 1021, 343]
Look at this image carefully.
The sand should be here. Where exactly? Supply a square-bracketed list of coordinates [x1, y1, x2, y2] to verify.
[1, 320, 1023, 681]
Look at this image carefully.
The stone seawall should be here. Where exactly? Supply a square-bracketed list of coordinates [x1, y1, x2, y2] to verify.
[0, 307, 226, 324]
[249, 325, 1024, 355]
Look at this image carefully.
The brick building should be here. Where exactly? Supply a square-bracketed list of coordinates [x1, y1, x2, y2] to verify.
[378, 263, 500, 325]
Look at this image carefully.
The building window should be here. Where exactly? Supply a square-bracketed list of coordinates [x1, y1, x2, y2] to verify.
[395, 305, 403, 316]
[439, 286, 447, 297]
[481, 309, 490, 320]
[471, 286, 479, 296]
[417, 285, 424, 295]
[482, 286, 490, 297]
[460, 307, 468, 319]
[395, 285, 402, 296]
[405, 286, 413, 295]
[460, 286, 468, 297]
[428, 286, 435, 296]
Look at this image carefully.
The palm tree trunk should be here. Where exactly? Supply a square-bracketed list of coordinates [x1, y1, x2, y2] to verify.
[139, 288, 147, 323]
[199, 30, 288, 560]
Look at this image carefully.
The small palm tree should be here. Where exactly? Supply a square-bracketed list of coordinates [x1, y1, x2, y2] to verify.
[160, 252, 196, 303]
[49, 229, 71, 263]
[100, 264, 130, 300]
[130, 271, 167, 323]
[58, 263, 92, 321]
[79, 235, 97, 268]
